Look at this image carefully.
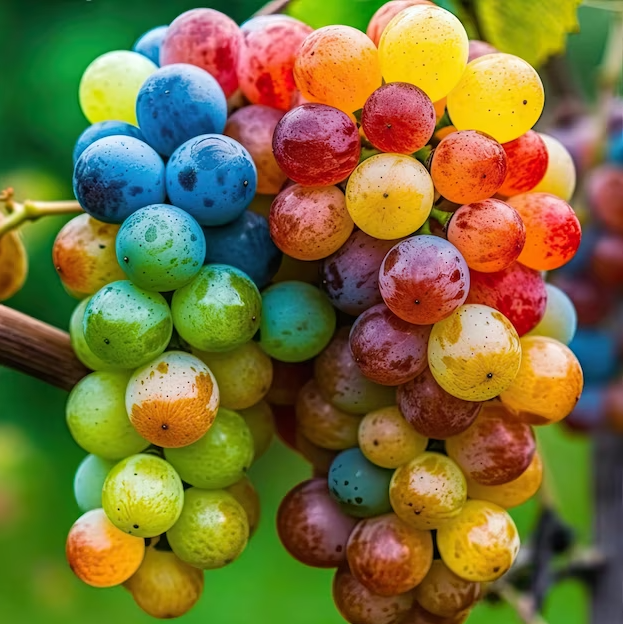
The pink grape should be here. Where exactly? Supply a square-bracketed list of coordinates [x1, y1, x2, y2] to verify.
[498, 130, 549, 197]
[468, 40, 498, 62]
[588, 165, 623, 235]
[366, 1, 435, 47]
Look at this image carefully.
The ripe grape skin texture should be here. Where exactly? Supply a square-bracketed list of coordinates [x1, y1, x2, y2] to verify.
[498, 130, 549, 196]
[73, 454, 116, 513]
[226, 476, 261, 537]
[73, 120, 145, 164]
[132, 25, 168, 66]
[366, 1, 435, 47]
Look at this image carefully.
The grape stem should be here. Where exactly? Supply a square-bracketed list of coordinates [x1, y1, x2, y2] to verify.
[428, 206, 454, 229]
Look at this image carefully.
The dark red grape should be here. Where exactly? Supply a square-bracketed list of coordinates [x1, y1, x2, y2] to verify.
[590, 233, 623, 286]
[588, 165, 623, 234]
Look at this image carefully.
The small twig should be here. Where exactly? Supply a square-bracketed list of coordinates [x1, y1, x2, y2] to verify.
[497, 583, 550, 624]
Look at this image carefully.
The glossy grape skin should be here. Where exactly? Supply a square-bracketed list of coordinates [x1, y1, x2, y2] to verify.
[430, 131, 507, 204]
[527, 283, 577, 345]
[0, 221, 27, 302]
[333, 566, 415, 624]
[321, 231, 399, 316]
[498, 130, 549, 197]
[167, 488, 249, 569]
[447, 200, 526, 273]
[238, 16, 313, 111]
[73, 121, 145, 163]
[379, 6, 468, 103]
[532, 133, 577, 201]
[171, 265, 261, 352]
[591, 233, 623, 286]
[124, 547, 203, 619]
[165, 134, 257, 226]
[239, 401, 274, 460]
[588, 165, 623, 233]
[136, 64, 227, 157]
[84, 281, 172, 368]
[194, 341, 272, 411]
[358, 406, 428, 470]
[379, 236, 469, 325]
[226, 476, 261, 537]
[79, 51, 157, 125]
[569, 329, 617, 384]
[349, 304, 431, 386]
[346, 154, 434, 240]
[437, 500, 520, 582]
[366, 1, 435, 47]
[266, 359, 314, 406]
[277, 479, 357, 567]
[66, 509, 145, 588]
[466, 263, 547, 336]
[160, 8, 242, 97]
[132, 25, 168, 65]
[347, 513, 433, 597]
[399, 603, 471, 624]
[73, 454, 116, 513]
[224, 105, 286, 194]
[428, 304, 522, 402]
[447, 53, 545, 144]
[272, 104, 360, 187]
[315, 328, 396, 415]
[397, 368, 481, 439]
[66, 371, 148, 460]
[468, 40, 498, 62]
[362, 83, 436, 155]
[259, 281, 336, 362]
[294, 26, 382, 114]
[329, 448, 394, 518]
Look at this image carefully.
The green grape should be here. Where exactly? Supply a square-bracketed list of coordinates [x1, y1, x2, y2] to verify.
[225, 476, 261, 536]
[164, 408, 255, 489]
[66, 371, 149, 460]
[527, 283, 577, 345]
[84, 281, 172, 369]
[73, 454, 116, 512]
[102, 454, 184, 538]
[167, 487, 249, 570]
[238, 400, 275, 460]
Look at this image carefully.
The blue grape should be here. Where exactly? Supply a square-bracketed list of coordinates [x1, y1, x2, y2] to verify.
[569, 328, 617, 383]
[609, 131, 623, 165]
[137, 64, 227, 157]
[73, 136, 166, 224]
[166, 134, 257, 226]
[133, 25, 168, 65]
[73, 121, 145, 164]
[202, 211, 282, 288]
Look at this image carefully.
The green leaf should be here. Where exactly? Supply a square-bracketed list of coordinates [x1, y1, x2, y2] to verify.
[286, 0, 388, 30]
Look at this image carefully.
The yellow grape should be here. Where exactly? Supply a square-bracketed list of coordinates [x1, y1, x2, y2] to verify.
[447, 53, 545, 144]
[531, 133, 577, 201]
[379, 5, 468, 103]
[428, 304, 522, 402]
[346, 154, 434, 240]
[0, 226, 28, 302]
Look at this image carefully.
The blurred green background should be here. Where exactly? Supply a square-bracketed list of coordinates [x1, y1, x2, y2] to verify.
[0, 1, 608, 623]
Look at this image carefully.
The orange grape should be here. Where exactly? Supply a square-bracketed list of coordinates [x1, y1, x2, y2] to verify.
[498, 130, 549, 197]
[0, 225, 28, 301]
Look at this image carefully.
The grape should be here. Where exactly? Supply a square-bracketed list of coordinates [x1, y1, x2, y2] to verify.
[238, 16, 313, 111]
[136, 64, 227, 157]
[296, 380, 362, 450]
[73, 121, 145, 163]
[73, 136, 166, 224]
[346, 154, 434, 240]
[507, 192, 581, 271]
[73, 454, 116, 513]
[315, 328, 396, 414]
[569, 329, 617, 383]
[349, 304, 431, 386]
[329, 448, 394, 518]
[552, 274, 613, 327]
[84, 281, 172, 368]
[115, 204, 205, 292]
[0, 222, 27, 302]
[447, 200, 526, 273]
[132, 25, 168, 66]
[366, 1, 435, 47]
[102, 454, 183, 538]
[587, 165, 623, 233]
[468, 40, 498, 62]
[296, 428, 338, 475]
[390, 452, 466, 530]
[532, 133, 577, 201]
[239, 401, 274, 460]
[527, 283, 577, 345]
[466, 263, 547, 336]
[434, 98, 447, 122]
[347, 513, 433, 596]
[414, 560, 481, 618]
[66, 508, 145, 588]
[194, 341, 272, 410]
[124, 547, 203, 619]
[333, 565, 415, 624]
[361, 83, 436, 155]
[436, 500, 520, 582]
[605, 383, 623, 433]
[294, 26, 382, 114]
[272, 104, 360, 187]
[591, 233, 623, 286]
[160, 8, 242, 97]
[167, 488, 249, 569]
[379, 6, 468, 103]
[79, 51, 157, 124]
[358, 406, 428, 470]
[379, 236, 469, 325]
[266, 359, 314, 406]
[498, 130, 549, 196]
[259, 281, 336, 362]
[397, 368, 481, 439]
[224, 105, 287, 195]
[466, 451, 543, 509]
[165, 135, 257, 226]
[66, 371, 148, 460]
[430, 131, 507, 204]
[277, 479, 357, 567]
[401, 604, 471, 624]
[171, 265, 261, 352]
[225, 476, 261, 536]
[500, 336, 583, 425]
[321, 231, 399, 316]
[566, 385, 606, 434]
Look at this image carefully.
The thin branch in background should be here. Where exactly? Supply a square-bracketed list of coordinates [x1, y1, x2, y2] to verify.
[253, 0, 291, 16]
[496, 583, 550, 624]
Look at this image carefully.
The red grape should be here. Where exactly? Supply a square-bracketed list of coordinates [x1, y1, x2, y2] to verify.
[467, 40, 498, 62]
[590, 233, 623, 286]
[588, 165, 623, 234]
[498, 130, 549, 197]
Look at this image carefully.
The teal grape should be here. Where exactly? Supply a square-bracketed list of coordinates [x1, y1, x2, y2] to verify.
[73, 454, 117, 512]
